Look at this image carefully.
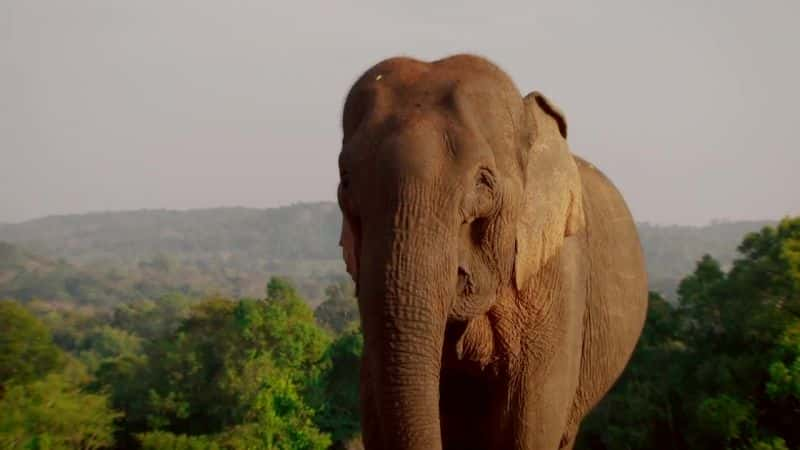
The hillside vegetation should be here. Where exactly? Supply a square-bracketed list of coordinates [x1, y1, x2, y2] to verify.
[0, 203, 775, 304]
[1, 217, 798, 449]
[0, 204, 347, 305]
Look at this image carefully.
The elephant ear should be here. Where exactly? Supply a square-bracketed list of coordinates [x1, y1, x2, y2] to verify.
[532, 91, 567, 138]
[514, 91, 584, 291]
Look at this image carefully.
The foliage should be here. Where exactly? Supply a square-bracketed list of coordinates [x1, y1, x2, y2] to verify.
[138, 431, 221, 450]
[766, 324, 800, 401]
[2, 208, 794, 449]
[315, 326, 363, 445]
[232, 371, 331, 449]
[0, 369, 120, 450]
[1, 273, 364, 449]
[111, 294, 193, 339]
[83, 278, 335, 448]
[0, 300, 64, 387]
[750, 436, 789, 450]
[0, 308, 118, 450]
[695, 395, 755, 446]
[314, 281, 359, 334]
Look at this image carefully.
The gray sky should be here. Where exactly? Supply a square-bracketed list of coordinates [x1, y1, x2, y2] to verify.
[2, 0, 798, 225]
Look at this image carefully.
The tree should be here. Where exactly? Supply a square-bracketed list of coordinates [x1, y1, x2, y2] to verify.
[766, 323, 800, 402]
[314, 282, 359, 334]
[138, 431, 220, 450]
[315, 325, 363, 448]
[103, 279, 333, 448]
[217, 371, 332, 450]
[78, 325, 142, 372]
[0, 300, 64, 389]
[111, 294, 192, 340]
[0, 357, 120, 450]
[266, 277, 297, 302]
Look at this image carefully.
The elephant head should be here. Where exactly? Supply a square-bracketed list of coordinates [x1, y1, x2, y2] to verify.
[337, 54, 584, 450]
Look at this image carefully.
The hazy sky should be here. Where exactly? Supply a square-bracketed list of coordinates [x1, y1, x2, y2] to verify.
[2, 1, 798, 225]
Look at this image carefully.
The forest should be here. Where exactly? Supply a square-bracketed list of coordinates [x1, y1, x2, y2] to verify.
[1, 278, 361, 449]
[1, 210, 798, 449]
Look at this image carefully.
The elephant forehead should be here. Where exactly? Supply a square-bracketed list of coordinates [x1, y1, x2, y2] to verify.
[367, 121, 451, 183]
[343, 55, 524, 135]
[360, 54, 520, 98]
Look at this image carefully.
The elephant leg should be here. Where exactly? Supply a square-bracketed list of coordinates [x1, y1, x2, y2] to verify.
[508, 345, 583, 450]
[502, 305, 585, 449]
[508, 237, 587, 449]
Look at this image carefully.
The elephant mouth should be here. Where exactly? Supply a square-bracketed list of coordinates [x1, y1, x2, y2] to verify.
[443, 314, 497, 374]
[451, 263, 497, 323]
[457, 266, 474, 297]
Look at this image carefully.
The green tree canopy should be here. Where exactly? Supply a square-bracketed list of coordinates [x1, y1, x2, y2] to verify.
[0, 365, 120, 450]
[0, 300, 64, 388]
[93, 278, 334, 448]
[314, 281, 359, 335]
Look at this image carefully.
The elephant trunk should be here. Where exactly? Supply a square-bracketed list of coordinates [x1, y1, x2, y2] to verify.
[358, 204, 455, 450]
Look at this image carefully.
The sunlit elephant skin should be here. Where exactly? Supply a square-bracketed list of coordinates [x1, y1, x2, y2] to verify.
[336, 54, 647, 450]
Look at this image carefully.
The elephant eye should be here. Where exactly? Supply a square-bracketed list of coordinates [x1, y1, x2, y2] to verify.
[475, 169, 496, 201]
[462, 168, 496, 222]
[340, 170, 351, 190]
[476, 169, 494, 190]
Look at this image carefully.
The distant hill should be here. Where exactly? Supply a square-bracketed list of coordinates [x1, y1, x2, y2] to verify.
[0, 203, 778, 304]
[0, 203, 342, 265]
[0, 204, 346, 305]
[638, 220, 776, 299]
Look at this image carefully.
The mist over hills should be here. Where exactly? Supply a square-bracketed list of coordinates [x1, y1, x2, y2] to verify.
[636, 220, 777, 298]
[0, 203, 346, 305]
[0, 202, 776, 304]
[0, 203, 343, 263]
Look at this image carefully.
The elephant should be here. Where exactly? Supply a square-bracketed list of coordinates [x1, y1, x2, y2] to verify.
[336, 54, 648, 450]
